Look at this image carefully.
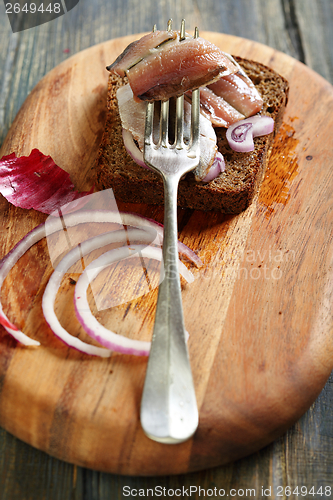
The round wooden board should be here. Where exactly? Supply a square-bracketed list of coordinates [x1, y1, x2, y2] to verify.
[0, 32, 333, 476]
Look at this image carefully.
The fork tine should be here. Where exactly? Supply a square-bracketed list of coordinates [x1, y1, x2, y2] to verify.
[144, 102, 154, 147]
[175, 94, 184, 149]
[160, 100, 169, 148]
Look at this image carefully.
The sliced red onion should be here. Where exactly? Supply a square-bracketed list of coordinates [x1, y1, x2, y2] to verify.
[202, 152, 225, 183]
[47, 208, 202, 267]
[0, 149, 93, 214]
[226, 115, 274, 152]
[72, 244, 193, 356]
[120, 88, 218, 182]
[0, 210, 199, 348]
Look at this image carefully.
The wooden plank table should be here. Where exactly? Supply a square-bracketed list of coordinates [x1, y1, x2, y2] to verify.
[0, 0, 332, 497]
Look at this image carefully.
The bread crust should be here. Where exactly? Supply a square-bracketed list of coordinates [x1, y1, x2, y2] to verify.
[94, 57, 289, 213]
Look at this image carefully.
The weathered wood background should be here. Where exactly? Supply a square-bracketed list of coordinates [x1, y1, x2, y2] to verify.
[0, 0, 332, 498]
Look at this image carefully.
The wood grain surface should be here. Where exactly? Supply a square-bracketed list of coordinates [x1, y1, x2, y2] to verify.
[0, 31, 332, 477]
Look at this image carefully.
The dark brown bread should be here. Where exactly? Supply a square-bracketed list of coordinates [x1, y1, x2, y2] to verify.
[94, 57, 289, 213]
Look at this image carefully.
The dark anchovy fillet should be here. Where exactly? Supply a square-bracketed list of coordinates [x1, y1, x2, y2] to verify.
[107, 30, 178, 77]
[187, 87, 245, 127]
[107, 31, 238, 102]
[208, 72, 263, 117]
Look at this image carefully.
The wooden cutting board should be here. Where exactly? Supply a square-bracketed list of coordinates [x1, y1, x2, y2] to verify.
[0, 32, 332, 476]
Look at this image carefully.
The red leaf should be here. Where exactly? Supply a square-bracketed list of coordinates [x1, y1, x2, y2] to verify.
[0, 149, 94, 214]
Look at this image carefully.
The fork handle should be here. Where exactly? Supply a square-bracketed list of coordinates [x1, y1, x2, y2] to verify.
[140, 174, 199, 444]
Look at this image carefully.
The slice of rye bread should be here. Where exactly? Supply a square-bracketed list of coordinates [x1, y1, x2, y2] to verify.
[94, 57, 289, 213]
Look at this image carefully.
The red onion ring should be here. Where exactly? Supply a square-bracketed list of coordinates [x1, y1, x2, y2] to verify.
[202, 152, 225, 182]
[226, 115, 274, 152]
[0, 210, 200, 349]
[0, 149, 94, 214]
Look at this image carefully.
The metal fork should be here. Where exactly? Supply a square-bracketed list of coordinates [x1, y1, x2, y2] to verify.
[140, 20, 200, 444]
